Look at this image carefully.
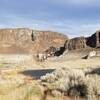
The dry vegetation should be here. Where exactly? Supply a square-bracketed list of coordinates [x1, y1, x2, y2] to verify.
[40, 67, 100, 100]
[0, 50, 100, 100]
[0, 67, 43, 100]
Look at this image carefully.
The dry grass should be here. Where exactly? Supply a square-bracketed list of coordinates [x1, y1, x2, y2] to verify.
[0, 50, 100, 100]
[0, 67, 43, 100]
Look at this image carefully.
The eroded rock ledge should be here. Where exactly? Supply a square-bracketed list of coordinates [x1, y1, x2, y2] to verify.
[0, 28, 68, 54]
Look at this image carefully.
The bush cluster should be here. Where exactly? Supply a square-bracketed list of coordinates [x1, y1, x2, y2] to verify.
[40, 67, 100, 100]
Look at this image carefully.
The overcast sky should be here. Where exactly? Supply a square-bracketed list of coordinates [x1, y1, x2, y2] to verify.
[0, 0, 100, 37]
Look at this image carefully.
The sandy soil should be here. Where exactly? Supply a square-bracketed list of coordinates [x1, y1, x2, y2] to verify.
[40, 50, 100, 69]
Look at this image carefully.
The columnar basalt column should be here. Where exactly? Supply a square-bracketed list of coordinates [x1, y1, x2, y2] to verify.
[96, 31, 100, 47]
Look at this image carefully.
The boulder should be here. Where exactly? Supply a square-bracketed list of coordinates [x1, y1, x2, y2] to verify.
[87, 51, 97, 59]
[44, 46, 66, 58]
[44, 46, 57, 56]
[36, 53, 47, 61]
[82, 51, 97, 59]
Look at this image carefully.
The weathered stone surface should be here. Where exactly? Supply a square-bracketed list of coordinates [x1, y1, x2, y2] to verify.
[86, 31, 100, 48]
[82, 51, 97, 59]
[64, 31, 100, 50]
[0, 28, 68, 54]
[0, 28, 99, 55]
[0, 28, 33, 54]
[32, 31, 68, 53]
[65, 37, 86, 50]
[44, 46, 57, 56]
[0, 28, 32, 45]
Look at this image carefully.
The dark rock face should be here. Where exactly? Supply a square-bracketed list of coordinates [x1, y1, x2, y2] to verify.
[86, 31, 100, 48]
[44, 46, 65, 57]
[44, 46, 57, 56]
[64, 31, 100, 50]
[54, 46, 65, 56]
[65, 37, 86, 50]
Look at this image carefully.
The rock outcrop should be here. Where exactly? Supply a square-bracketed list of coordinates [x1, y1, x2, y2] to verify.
[86, 31, 100, 48]
[32, 30, 68, 53]
[0, 28, 68, 54]
[64, 37, 86, 50]
[82, 51, 97, 59]
[0, 28, 33, 54]
[64, 30, 100, 50]
[0, 28, 100, 55]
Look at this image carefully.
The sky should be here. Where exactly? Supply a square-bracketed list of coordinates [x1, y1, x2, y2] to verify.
[0, 0, 100, 37]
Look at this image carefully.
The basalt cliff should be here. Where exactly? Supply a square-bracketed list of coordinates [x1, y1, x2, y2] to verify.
[0, 28, 100, 55]
[0, 28, 68, 54]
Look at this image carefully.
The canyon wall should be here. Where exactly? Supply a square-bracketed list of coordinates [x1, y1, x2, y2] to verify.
[0, 28, 68, 54]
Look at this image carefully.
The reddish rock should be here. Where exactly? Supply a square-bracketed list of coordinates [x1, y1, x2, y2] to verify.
[0, 28, 68, 54]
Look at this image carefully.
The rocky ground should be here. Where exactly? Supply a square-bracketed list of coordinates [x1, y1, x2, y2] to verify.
[41, 49, 100, 69]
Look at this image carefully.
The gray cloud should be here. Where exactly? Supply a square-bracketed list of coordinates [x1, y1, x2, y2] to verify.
[0, 15, 99, 38]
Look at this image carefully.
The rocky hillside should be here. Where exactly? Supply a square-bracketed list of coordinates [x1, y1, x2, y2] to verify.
[0, 28, 68, 54]
[86, 31, 100, 48]
[65, 31, 100, 50]
[31, 30, 68, 53]
[0, 28, 100, 54]
[64, 37, 86, 50]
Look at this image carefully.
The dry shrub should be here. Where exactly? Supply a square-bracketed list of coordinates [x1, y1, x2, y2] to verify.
[40, 67, 100, 100]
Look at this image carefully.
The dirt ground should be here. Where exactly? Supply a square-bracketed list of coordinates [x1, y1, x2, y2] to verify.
[40, 49, 100, 69]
